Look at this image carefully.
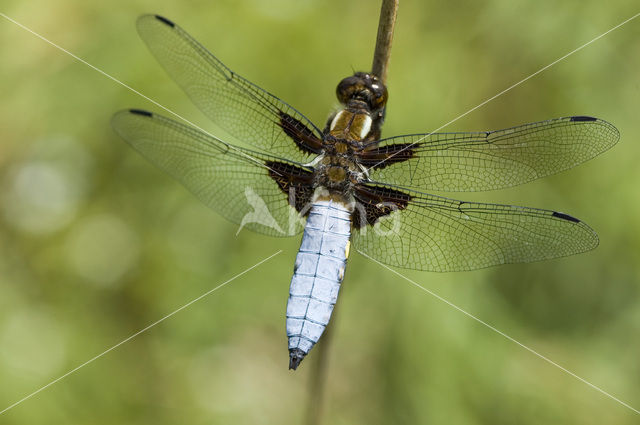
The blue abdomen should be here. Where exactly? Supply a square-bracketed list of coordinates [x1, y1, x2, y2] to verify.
[286, 199, 351, 369]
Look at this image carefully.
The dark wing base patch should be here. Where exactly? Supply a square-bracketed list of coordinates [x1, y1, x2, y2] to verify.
[352, 183, 412, 228]
[357, 142, 416, 170]
[278, 111, 323, 154]
[265, 160, 315, 213]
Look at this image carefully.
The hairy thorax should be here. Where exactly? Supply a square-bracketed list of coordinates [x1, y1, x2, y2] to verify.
[314, 104, 374, 196]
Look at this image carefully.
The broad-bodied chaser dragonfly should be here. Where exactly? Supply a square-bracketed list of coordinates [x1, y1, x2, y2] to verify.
[112, 15, 619, 370]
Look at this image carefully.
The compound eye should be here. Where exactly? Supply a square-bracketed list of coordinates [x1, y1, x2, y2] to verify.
[336, 75, 363, 104]
[371, 85, 388, 108]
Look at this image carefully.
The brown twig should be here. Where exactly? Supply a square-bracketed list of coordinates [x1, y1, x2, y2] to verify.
[371, 0, 399, 84]
[305, 308, 336, 425]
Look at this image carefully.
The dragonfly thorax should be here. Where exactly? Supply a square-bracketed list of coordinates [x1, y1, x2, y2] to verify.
[328, 109, 373, 141]
[316, 104, 373, 194]
[314, 153, 362, 193]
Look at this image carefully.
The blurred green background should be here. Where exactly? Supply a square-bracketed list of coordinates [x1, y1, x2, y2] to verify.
[1, 0, 639, 423]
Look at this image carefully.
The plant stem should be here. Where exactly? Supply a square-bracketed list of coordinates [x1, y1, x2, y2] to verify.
[371, 0, 399, 84]
[305, 309, 336, 425]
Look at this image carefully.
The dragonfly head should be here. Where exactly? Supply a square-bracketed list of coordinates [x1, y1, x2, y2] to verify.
[336, 72, 388, 112]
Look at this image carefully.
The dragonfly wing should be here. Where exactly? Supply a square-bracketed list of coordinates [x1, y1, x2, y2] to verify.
[359, 116, 619, 191]
[135, 14, 323, 162]
[351, 182, 598, 272]
[111, 109, 315, 237]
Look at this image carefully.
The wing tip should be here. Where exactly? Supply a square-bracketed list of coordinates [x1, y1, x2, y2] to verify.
[153, 14, 175, 27]
[550, 211, 600, 252]
[568, 115, 620, 149]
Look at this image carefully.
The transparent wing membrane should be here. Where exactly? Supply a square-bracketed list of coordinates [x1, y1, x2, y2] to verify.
[364, 116, 619, 191]
[111, 109, 310, 237]
[352, 183, 598, 272]
[136, 14, 323, 162]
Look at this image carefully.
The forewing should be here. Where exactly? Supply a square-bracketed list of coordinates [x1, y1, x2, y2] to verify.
[361, 116, 618, 191]
[111, 109, 314, 237]
[135, 14, 323, 162]
[351, 183, 598, 272]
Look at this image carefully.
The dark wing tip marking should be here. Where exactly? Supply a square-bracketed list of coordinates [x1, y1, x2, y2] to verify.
[129, 108, 153, 117]
[154, 15, 175, 27]
[552, 211, 581, 223]
[570, 115, 597, 122]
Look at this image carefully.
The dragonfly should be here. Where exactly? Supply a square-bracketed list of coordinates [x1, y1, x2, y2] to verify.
[112, 14, 619, 370]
